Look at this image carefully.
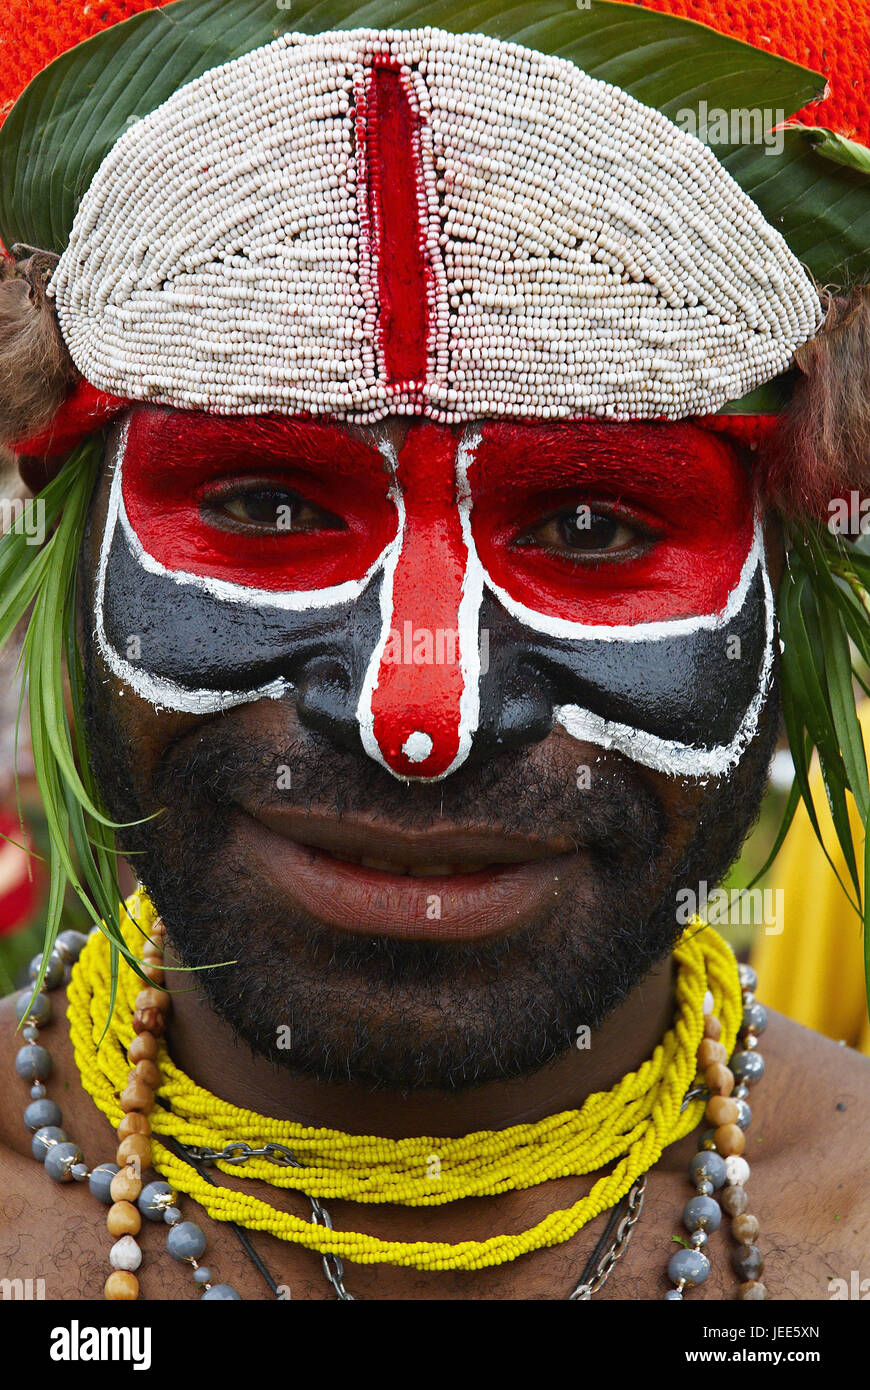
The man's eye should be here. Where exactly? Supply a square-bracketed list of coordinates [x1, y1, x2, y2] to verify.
[519, 506, 643, 558]
[203, 486, 344, 534]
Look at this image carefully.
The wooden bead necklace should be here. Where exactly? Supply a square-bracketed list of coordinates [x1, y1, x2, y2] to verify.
[12, 888, 767, 1299]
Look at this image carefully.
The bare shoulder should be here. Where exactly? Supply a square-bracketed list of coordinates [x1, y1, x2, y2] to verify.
[745, 1006, 870, 1297]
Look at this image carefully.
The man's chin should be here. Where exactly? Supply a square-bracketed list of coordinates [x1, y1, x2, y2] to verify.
[150, 858, 683, 1091]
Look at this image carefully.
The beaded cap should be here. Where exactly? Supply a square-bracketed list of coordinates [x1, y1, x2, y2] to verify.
[47, 27, 820, 422]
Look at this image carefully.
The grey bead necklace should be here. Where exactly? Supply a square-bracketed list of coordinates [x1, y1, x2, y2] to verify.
[13, 932, 765, 1301]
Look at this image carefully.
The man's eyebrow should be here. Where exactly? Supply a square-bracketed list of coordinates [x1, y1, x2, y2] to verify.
[132, 410, 383, 470]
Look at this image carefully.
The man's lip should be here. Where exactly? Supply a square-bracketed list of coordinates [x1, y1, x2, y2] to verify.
[234, 807, 577, 941]
[242, 806, 575, 874]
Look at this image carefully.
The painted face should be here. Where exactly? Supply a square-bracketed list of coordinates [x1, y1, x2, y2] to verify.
[95, 406, 773, 781]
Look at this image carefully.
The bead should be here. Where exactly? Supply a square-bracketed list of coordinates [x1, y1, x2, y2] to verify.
[664, 1289, 683, 1300]
[28, 951, 64, 991]
[71, 1163, 90, 1182]
[699, 1132, 718, 1153]
[167, 1221, 207, 1262]
[732, 1213, 760, 1245]
[55, 930, 89, 963]
[731, 1051, 764, 1085]
[732, 1244, 764, 1281]
[133, 1009, 166, 1038]
[23, 1098, 62, 1132]
[134, 987, 169, 1014]
[107, 1201, 142, 1237]
[720, 1185, 749, 1217]
[702, 1015, 722, 1041]
[110, 1169, 143, 1203]
[138, 1181, 176, 1221]
[132, 1059, 161, 1090]
[117, 1113, 152, 1141]
[735, 1099, 752, 1131]
[109, 1235, 142, 1272]
[88, 1163, 121, 1203]
[742, 1002, 768, 1035]
[724, 1155, 751, 1186]
[15, 991, 51, 1027]
[683, 1195, 721, 1233]
[714, 1123, 746, 1157]
[737, 1280, 768, 1301]
[20, 1026, 40, 1044]
[193, 1266, 212, 1285]
[705, 1096, 738, 1127]
[45, 1142, 84, 1182]
[29, 1083, 46, 1099]
[201, 1284, 242, 1300]
[50, 29, 819, 428]
[31, 1125, 67, 1161]
[688, 1151, 726, 1190]
[120, 1077, 155, 1114]
[128, 1033, 158, 1064]
[667, 1248, 710, 1287]
[738, 963, 758, 992]
[697, 1039, 728, 1070]
[104, 1270, 139, 1300]
[117, 1134, 152, 1168]
[163, 1207, 182, 1226]
[706, 1061, 733, 1095]
[15, 1044, 51, 1081]
[141, 962, 164, 985]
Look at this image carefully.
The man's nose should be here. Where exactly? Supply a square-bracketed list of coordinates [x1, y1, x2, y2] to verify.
[293, 422, 555, 781]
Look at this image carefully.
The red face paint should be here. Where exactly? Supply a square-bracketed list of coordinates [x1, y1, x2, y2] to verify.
[366, 424, 469, 779]
[469, 420, 755, 626]
[113, 407, 760, 783]
[120, 407, 397, 591]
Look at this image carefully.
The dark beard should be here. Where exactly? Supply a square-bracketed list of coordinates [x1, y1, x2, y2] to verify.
[83, 638, 779, 1091]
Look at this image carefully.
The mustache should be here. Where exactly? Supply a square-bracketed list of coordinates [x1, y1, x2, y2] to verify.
[149, 718, 666, 861]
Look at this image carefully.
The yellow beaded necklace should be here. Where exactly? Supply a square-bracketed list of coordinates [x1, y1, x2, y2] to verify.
[68, 888, 742, 1273]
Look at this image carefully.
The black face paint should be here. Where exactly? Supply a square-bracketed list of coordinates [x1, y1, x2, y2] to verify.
[95, 421, 773, 781]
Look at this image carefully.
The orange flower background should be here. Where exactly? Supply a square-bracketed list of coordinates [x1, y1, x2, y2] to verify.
[0, 0, 868, 143]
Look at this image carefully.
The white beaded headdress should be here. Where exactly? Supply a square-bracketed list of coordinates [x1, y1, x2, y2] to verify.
[48, 26, 821, 424]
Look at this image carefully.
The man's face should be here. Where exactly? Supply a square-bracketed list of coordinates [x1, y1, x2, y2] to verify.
[79, 407, 780, 1089]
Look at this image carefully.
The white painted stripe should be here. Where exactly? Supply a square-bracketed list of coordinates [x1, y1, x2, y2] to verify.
[554, 545, 776, 777]
[116, 468, 392, 614]
[483, 522, 764, 643]
[356, 436, 407, 770]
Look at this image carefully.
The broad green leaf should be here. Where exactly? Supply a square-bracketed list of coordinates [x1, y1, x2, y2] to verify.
[0, 0, 823, 252]
[723, 127, 870, 285]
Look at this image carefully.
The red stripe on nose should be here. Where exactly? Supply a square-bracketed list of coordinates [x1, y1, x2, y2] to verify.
[369, 425, 468, 779]
[358, 60, 432, 387]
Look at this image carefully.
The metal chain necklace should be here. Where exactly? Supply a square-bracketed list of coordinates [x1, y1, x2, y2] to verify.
[169, 1136, 649, 1301]
[14, 915, 766, 1301]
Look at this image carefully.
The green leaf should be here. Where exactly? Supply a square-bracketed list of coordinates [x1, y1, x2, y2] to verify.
[796, 125, 870, 176]
[718, 371, 797, 416]
[0, 0, 824, 252]
[723, 127, 870, 286]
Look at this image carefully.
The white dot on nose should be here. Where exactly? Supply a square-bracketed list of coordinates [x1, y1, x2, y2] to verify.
[402, 731, 434, 763]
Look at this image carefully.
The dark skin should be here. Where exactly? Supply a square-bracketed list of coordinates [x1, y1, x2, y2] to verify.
[1, 419, 868, 1300]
